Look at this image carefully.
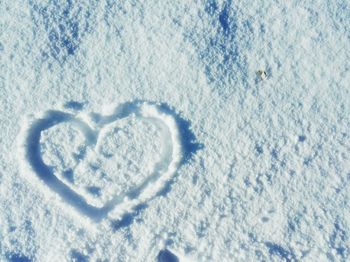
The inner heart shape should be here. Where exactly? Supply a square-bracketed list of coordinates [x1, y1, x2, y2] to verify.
[20, 101, 183, 222]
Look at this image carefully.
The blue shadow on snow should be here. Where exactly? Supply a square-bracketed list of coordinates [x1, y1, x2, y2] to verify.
[157, 249, 179, 262]
[5, 253, 31, 262]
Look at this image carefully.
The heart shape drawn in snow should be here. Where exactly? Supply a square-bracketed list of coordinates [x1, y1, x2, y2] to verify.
[19, 101, 195, 222]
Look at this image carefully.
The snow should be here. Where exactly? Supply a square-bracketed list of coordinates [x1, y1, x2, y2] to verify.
[0, 0, 349, 261]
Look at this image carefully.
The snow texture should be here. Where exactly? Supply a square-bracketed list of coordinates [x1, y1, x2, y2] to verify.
[0, 0, 349, 261]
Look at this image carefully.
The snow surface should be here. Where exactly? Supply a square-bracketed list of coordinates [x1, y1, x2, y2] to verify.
[0, 0, 349, 261]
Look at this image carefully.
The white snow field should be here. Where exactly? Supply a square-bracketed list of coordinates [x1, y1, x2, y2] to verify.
[0, 0, 349, 261]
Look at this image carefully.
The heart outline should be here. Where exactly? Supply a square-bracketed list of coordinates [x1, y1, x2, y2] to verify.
[20, 101, 185, 222]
